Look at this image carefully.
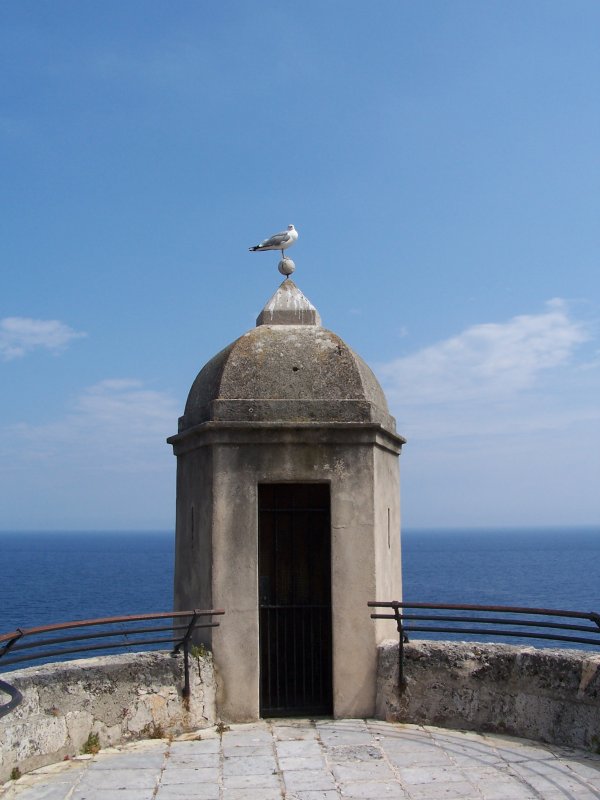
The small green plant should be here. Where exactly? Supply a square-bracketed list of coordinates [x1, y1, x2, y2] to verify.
[215, 721, 230, 735]
[591, 734, 600, 754]
[10, 767, 22, 781]
[190, 643, 209, 659]
[80, 732, 101, 755]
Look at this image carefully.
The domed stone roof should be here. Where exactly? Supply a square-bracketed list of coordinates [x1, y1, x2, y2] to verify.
[179, 280, 396, 433]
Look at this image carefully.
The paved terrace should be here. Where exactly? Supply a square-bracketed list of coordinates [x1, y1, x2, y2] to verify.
[2, 719, 600, 800]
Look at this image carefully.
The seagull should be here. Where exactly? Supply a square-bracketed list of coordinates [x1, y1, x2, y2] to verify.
[249, 224, 298, 257]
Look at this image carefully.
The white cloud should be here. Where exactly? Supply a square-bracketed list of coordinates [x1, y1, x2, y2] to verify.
[4, 379, 178, 472]
[0, 378, 180, 529]
[75, 379, 176, 434]
[0, 379, 180, 530]
[379, 299, 589, 408]
[0, 317, 86, 360]
[376, 300, 600, 526]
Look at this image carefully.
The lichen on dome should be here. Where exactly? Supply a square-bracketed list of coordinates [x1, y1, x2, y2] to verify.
[179, 280, 396, 432]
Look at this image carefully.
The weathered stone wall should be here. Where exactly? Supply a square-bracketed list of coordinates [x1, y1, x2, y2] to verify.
[173, 425, 401, 722]
[0, 650, 216, 783]
[376, 639, 600, 751]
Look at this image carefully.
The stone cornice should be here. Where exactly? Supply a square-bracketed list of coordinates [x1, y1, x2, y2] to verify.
[167, 420, 405, 457]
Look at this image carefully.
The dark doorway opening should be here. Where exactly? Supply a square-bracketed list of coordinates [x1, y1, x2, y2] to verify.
[258, 483, 333, 717]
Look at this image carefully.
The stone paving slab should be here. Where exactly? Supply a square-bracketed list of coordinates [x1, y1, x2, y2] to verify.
[2, 719, 600, 800]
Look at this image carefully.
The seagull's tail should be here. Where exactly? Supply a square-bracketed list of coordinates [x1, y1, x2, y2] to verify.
[249, 246, 261, 252]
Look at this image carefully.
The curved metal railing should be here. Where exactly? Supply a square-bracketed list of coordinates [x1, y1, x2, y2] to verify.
[0, 609, 224, 718]
[369, 600, 600, 684]
[0, 679, 22, 717]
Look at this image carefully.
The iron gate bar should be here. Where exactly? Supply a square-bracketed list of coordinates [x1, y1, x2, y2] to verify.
[260, 606, 331, 716]
[260, 604, 331, 609]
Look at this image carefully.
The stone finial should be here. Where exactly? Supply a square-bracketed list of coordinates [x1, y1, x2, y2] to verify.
[278, 257, 295, 277]
[256, 279, 322, 326]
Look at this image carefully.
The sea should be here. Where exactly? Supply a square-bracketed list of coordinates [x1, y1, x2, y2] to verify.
[1, 527, 599, 653]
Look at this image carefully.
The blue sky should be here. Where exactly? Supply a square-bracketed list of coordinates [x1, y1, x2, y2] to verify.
[1, 1, 598, 530]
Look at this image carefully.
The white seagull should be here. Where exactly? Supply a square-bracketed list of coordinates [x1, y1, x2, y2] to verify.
[249, 224, 298, 257]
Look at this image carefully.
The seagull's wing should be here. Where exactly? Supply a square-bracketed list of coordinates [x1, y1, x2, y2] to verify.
[259, 230, 290, 247]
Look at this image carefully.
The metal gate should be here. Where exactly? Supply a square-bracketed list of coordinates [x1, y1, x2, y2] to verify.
[258, 483, 333, 717]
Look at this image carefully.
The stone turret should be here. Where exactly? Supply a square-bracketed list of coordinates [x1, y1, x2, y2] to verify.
[169, 278, 404, 722]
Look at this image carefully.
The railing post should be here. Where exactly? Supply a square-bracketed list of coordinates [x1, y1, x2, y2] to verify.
[175, 611, 200, 700]
[391, 601, 407, 691]
[0, 630, 24, 661]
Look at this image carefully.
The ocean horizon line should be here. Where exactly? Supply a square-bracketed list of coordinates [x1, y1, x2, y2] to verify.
[0, 524, 598, 536]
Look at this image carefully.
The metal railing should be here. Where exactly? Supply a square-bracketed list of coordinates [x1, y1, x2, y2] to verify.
[0, 609, 224, 718]
[369, 601, 600, 686]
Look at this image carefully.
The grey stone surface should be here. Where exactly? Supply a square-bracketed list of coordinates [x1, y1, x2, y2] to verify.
[3, 719, 600, 800]
[160, 765, 218, 783]
[277, 740, 323, 757]
[272, 722, 318, 741]
[221, 791, 281, 800]
[156, 786, 218, 800]
[222, 755, 277, 775]
[376, 639, 600, 750]
[170, 738, 220, 754]
[72, 792, 155, 800]
[221, 772, 281, 789]
[283, 769, 337, 791]
[75, 767, 157, 789]
[0, 651, 216, 783]
[257, 278, 318, 325]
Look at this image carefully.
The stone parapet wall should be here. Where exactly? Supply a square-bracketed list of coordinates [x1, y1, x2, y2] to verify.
[0, 650, 216, 783]
[4, 639, 599, 783]
[376, 639, 600, 751]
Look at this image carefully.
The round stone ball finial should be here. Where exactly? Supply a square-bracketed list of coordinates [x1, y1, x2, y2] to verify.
[278, 257, 295, 277]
